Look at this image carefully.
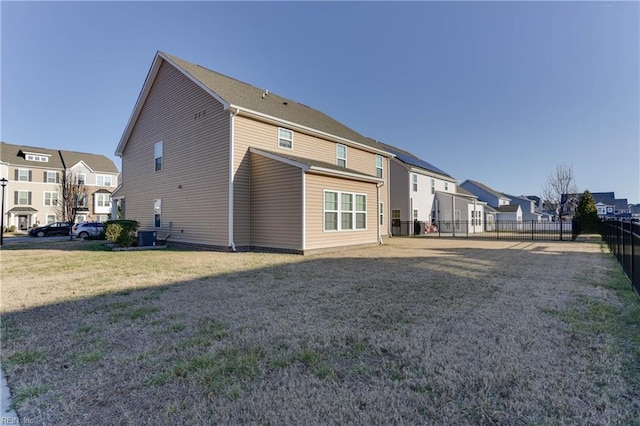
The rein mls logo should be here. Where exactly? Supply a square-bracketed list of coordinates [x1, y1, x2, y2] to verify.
[2, 417, 34, 424]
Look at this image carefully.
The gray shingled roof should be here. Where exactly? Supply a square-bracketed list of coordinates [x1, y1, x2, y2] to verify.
[497, 205, 520, 213]
[455, 186, 477, 198]
[1, 141, 65, 169]
[1, 141, 118, 173]
[60, 149, 119, 173]
[463, 179, 510, 201]
[162, 52, 387, 152]
[251, 148, 380, 181]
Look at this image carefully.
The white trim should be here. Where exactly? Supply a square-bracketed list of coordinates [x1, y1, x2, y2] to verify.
[336, 144, 347, 168]
[302, 170, 306, 251]
[229, 110, 236, 251]
[43, 191, 58, 207]
[277, 127, 293, 150]
[68, 160, 95, 174]
[309, 167, 382, 184]
[249, 148, 310, 172]
[323, 189, 368, 232]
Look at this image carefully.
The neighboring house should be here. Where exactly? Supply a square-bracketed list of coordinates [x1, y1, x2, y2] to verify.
[496, 204, 522, 222]
[114, 51, 392, 253]
[0, 141, 119, 230]
[459, 179, 511, 209]
[630, 204, 640, 217]
[503, 194, 543, 222]
[615, 199, 629, 215]
[584, 192, 616, 218]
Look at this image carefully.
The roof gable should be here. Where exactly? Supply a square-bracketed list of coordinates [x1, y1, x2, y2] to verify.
[461, 180, 510, 201]
[117, 51, 391, 157]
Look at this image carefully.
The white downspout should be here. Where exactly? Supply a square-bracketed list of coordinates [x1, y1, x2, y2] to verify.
[229, 108, 238, 251]
[377, 181, 384, 245]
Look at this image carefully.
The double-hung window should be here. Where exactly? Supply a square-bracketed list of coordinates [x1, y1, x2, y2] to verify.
[15, 191, 31, 205]
[444, 182, 449, 191]
[278, 128, 293, 149]
[96, 193, 110, 208]
[77, 173, 86, 185]
[97, 175, 113, 187]
[431, 178, 435, 194]
[375, 155, 383, 178]
[45, 171, 57, 183]
[155, 141, 163, 171]
[412, 174, 418, 192]
[44, 191, 58, 206]
[17, 169, 30, 182]
[324, 190, 367, 231]
[336, 145, 347, 168]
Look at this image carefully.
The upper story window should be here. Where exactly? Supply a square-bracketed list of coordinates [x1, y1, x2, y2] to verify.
[431, 178, 435, 194]
[336, 144, 347, 168]
[15, 190, 31, 205]
[412, 174, 418, 192]
[17, 169, 31, 182]
[155, 141, 163, 171]
[96, 175, 113, 187]
[45, 171, 57, 183]
[77, 173, 86, 185]
[76, 193, 88, 207]
[375, 155, 383, 178]
[96, 193, 111, 207]
[444, 182, 449, 191]
[44, 191, 58, 206]
[25, 154, 48, 162]
[278, 128, 293, 149]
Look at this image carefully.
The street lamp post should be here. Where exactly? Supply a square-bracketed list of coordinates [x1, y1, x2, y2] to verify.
[0, 177, 8, 246]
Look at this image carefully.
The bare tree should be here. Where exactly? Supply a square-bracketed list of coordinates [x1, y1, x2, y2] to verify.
[542, 164, 578, 220]
[58, 171, 88, 227]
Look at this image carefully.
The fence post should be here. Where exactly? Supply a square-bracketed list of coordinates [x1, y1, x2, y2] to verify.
[560, 220, 563, 241]
[531, 220, 534, 241]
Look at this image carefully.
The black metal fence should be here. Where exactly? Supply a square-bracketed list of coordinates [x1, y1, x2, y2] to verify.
[600, 220, 640, 296]
[391, 220, 576, 241]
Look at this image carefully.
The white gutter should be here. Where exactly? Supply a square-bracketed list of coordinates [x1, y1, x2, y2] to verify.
[302, 170, 306, 251]
[309, 167, 383, 184]
[228, 108, 238, 251]
[377, 182, 384, 245]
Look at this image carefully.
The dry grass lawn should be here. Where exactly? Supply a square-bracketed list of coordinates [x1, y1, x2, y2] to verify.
[1, 238, 639, 425]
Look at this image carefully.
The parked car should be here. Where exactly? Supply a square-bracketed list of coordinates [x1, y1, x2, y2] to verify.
[29, 222, 72, 237]
[72, 222, 105, 239]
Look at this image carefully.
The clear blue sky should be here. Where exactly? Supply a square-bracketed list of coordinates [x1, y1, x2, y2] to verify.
[2, 1, 638, 203]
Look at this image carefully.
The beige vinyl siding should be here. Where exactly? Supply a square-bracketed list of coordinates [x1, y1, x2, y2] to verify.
[305, 173, 379, 251]
[249, 153, 303, 250]
[233, 115, 389, 245]
[121, 60, 230, 246]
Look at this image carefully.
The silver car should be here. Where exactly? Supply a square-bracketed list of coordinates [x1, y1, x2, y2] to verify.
[72, 222, 104, 238]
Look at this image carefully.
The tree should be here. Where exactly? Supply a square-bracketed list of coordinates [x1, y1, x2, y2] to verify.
[575, 190, 599, 232]
[58, 171, 88, 227]
[542, 164, 577, 220]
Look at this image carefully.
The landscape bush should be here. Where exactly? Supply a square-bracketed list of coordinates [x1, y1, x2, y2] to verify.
[104, 220, 139, 247]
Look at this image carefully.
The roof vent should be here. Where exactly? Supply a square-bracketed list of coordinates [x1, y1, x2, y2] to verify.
[261, 89, 269, 99]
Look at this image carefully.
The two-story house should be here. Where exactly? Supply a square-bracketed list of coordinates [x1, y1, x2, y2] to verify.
[381, 143, 485, 235]
[0, 142, 119, 230]
[502, 194, 542, 222]
[113, 52, 392, 253]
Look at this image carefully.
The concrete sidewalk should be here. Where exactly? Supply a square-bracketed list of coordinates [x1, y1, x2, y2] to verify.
[1, 362, 19, 423]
